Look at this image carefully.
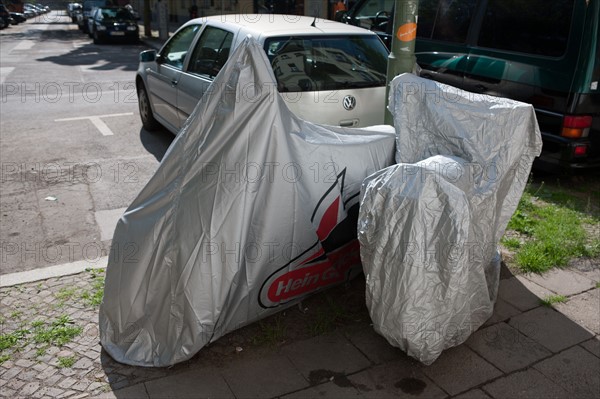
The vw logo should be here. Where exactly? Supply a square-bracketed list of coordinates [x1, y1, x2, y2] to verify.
[342, 95, 356, 111]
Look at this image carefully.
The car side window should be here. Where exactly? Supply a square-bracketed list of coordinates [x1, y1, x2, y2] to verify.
[417, 0, 476, 43]
[478, 0, 574, 57]
[160, 24, 202, 70]
[188, 27, 234, 78]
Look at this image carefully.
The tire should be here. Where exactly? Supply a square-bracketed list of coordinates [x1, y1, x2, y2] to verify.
[93, 30, 102, 44]
[138, 84, 160, 131]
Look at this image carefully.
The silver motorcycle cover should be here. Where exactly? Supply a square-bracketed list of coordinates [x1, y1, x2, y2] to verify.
[358, 74, 542, 365]
[99, 38, 395, 367]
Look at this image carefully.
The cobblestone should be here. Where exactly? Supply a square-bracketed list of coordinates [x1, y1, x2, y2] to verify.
[2, 367, 20, 381]
[58, 377, 78, 389]
[1, 261, 598, 398]
[73, 357, 94, 370]
[71, 380, 91, 392]
[32, 362, 49, 372]
[19, 381, 41, 396]
[59, 367, 78, 377]
[6, 378, 26, 391]
[14, 358, 35, 368]
[19, 369, 39, 381]
[44, 373, 63, 387]
[58, 390, 78, 398]
[37, 366, 58, 380]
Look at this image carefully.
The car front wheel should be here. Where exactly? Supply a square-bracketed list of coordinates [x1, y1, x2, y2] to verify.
[138, 83, 160, 131]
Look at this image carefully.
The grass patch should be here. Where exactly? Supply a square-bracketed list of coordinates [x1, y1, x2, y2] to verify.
[55, 287, 77, 301]
[252, 314, 287, 346]
[306, 295, 349, 336]
[32, 315, 82, 346]
[0, 329, 29, 351]
[31, 320, 44, 328]
[10, 310, 23, 319]
[0, 315, 83, 365]
[57, 356, 76, 368]
[504, 184, 600, 273]
[0, 354, 10, 364]
[540, 295, 568, 307]
[80, 269, 105, 307]
[501, 237, 521, 250]
[596, 282, 600, 289]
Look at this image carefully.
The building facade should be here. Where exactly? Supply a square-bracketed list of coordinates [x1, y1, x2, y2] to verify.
[128, 0, 339, 25]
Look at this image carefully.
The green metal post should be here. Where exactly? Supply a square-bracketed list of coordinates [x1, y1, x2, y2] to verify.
[385, 0, 419, 125]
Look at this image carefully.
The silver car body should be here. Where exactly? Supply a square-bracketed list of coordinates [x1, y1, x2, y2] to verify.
[136, 14, 389, 134]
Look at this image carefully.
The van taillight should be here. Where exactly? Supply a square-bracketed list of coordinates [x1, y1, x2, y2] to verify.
[573, 144, 587, 157]
[561, 115, 592, 138]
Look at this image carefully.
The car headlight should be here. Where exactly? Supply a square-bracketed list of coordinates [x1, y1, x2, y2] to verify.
[97, 25, 107, 31]
[127, 25, 137, 31]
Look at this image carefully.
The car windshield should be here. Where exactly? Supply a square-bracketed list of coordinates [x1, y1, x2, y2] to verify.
[99, 8, 134, 21]
[264, 35, 388, 92]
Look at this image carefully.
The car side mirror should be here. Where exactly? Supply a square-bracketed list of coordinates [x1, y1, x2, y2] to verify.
[334, 10, 347, 22]
[140, 50, 157, 63]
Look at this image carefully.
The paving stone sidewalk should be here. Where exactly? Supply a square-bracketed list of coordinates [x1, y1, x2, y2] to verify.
[1, 261, 598, 399]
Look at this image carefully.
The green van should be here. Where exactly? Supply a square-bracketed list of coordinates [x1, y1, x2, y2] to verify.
[340, 0, 600, 170]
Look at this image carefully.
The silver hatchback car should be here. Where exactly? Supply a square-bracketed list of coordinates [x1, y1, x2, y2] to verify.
[135, 14, 389, 134]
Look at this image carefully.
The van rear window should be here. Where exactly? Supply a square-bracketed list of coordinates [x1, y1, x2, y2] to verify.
[264, 36, 388, 92]
[417, 0, 477, 43]
[478, 0, 574, 57]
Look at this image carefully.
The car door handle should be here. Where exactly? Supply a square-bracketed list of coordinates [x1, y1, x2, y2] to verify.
[171, 79, 178, 87]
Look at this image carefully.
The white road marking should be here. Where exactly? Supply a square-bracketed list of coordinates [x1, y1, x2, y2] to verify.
[89, 116, 115, 136]
[0, 67, 15, 84]
[0, 257, 108, 287]
[55, 112, 134, 136]
[13, 40, 36, 51]
[95, 207, 127, 241]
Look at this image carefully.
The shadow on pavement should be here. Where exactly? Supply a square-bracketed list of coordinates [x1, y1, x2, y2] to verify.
[37, 39, 145, 71]
[98, 262, 599, 398]
[139, 127, 174, 162]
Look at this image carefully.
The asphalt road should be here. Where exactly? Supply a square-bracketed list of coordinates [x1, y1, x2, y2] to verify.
[0, 12, 174, 275]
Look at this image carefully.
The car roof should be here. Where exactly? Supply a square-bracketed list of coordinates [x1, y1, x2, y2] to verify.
[183, 14, 377, 38]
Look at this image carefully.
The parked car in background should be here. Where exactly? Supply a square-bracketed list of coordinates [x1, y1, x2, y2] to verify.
[23, 3, 41, 16]
[88, 6, 139, 44]
[341, 0, 600, 170]
[35, 3, 50, 12]
[0, 3, 16, 29]
[21, 7, 35, 18]
[0, 4, 13, 27]
[77, 0, 106, 32]
[136, 14, 389, 134]
[67, 2, 82, 22]
[9, 11, 26, 24]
